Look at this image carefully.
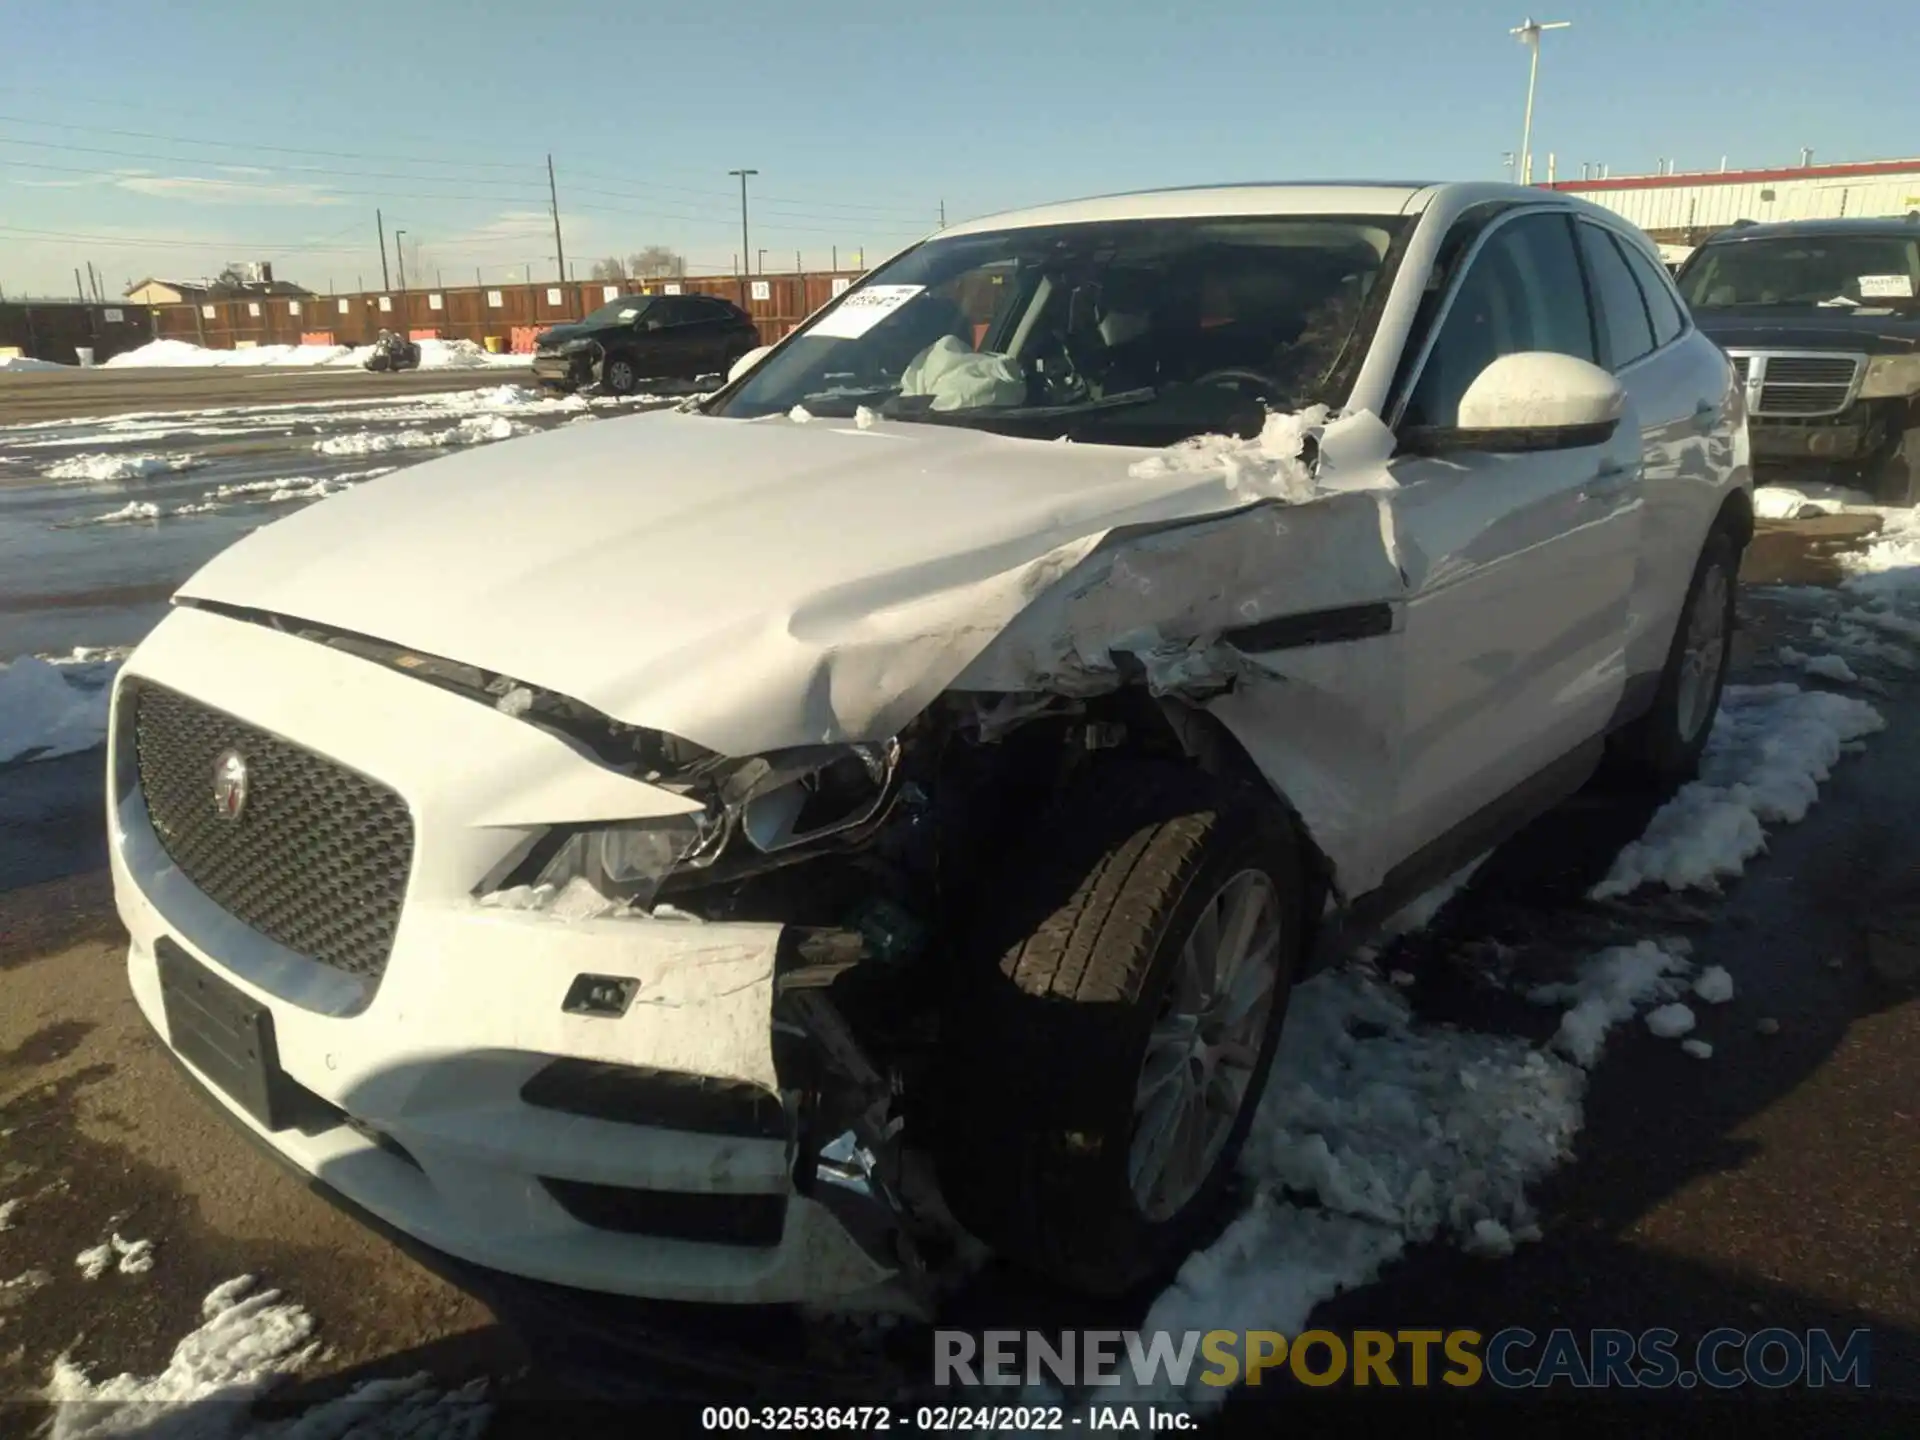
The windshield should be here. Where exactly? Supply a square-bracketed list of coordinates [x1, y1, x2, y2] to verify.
[581, 297, 653, 326]
[709, 214, 1409, 443]
[1677, 235, 1920, 309]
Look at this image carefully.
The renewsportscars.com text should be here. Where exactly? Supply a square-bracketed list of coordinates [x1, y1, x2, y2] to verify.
[935, 1327, 1872, 1390]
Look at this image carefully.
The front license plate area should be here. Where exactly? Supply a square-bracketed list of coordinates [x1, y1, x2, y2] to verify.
[157, 937, 297, 1131]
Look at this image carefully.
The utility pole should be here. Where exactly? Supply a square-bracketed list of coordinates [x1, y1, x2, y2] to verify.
[729, 168, 758, 308]
[74, 268, 85, 302]
[547, 154, 568, 287]
[938, 199, 946, 228]
[757, 248, 766, 274]
[394, 230, 407, 291]
[1511, 17, 1571, 187]
[376, 209, 390, 290]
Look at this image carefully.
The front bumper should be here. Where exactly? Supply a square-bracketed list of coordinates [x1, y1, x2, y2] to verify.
[531, 349, 595, 388]
[108, 606, 900, 1306]
[1750, 395, 1913, 466]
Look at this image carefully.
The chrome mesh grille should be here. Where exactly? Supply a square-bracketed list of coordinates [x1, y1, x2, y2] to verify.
[130, 679, 412, 982]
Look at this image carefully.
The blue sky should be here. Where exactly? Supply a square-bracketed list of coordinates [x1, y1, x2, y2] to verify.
[2, 0, 1913, 297]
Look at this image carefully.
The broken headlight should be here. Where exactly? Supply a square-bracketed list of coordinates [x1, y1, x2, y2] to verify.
[533, 813, 725, 908]
[723, 740, 900, 854]
[1860, 354, 1920, 399]
[531, 739, 901, 906]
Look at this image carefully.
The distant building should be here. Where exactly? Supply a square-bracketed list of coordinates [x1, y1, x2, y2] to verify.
[1547, 157, 1920, 246]
[124, 262, 313, 306]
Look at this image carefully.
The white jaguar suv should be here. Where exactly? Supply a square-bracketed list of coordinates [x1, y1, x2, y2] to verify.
[108, 180, 1748, 1311]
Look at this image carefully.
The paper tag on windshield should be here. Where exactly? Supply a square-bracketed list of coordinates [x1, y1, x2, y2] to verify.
[1859, 274, 1914, 299]
[808, 284, 925, 339]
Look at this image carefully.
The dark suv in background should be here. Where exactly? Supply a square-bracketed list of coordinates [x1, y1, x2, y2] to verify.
[532, 292, 762, 395]
[1676, 217, 1920, 503]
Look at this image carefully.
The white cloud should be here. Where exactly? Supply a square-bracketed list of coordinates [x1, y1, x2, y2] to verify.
[114, 174, 341, 206]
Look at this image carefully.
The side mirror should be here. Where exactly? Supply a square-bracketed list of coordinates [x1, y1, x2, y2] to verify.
[727, 344, 773, 384]
[1404, 352, 1625, 455]
[640, 316, 663, 332]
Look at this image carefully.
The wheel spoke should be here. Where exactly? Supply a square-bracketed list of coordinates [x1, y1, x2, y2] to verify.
[1129, 1080, 1188, 1200]
[1136, 1037, 1189, 1111]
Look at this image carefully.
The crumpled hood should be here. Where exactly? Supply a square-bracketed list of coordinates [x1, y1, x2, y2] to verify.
[176, 410, 1294, 754]
[534, 322, 603, 348]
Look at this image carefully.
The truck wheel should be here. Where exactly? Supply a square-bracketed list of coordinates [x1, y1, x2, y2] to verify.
[603, 355, 639, 395]
[1872, 427, 1920, 508]
[934, 759, 1303, 1297]
[1609, 525, 1740, 787]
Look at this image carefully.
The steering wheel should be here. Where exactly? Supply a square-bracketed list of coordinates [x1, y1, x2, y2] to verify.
[1192, 367, 1280, 401]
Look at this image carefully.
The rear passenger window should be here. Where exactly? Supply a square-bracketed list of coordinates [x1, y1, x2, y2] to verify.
[1402, 212, 1596, 427]
[1578, 224, 1656, 369]
[1618, 241, 1687, 347]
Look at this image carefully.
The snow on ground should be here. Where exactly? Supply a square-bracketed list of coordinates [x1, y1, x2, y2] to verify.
[1527, 938, 1696, 1066]
[101, 337, 527, 371]
[313, 413, 521, 456]
[1753, 481, 1876, 519]
[76, 1235, 154, 1281]
[0, 654, 117, 764]
[45, 1275, 490, 1440]
[1693, 965, 1734, 1004]
[1, 355, 76, 372]
[1645, 1002, 1697, 1039]
[1589, 684, 1883, 899]
[1842, 505, 1920, 600]
[43, 453, 203, 483]
[0, 1198, 22, 1231]
[1776, 646, 1860, 683]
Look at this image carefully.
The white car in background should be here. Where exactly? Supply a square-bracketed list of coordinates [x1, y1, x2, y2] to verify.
[109, 181, 1747, 1310]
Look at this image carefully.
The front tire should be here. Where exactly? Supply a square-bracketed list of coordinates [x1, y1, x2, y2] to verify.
[1609, 525, 1740, 786]
[934, 760, 1303, 1297]
[603, 354, 640, 395]
[1872, 426, 1920, 508]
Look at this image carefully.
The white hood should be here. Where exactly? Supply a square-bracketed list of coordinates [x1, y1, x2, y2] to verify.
[177, 410, 1294, 754]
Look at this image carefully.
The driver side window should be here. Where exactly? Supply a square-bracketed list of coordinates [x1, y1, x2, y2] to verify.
[1403, 212, 1596, 428]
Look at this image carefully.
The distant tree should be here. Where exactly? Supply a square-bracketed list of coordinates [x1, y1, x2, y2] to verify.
[589, 256, 627, 281]
[210, 265, 249, 295]
[628, 246, 684, 278]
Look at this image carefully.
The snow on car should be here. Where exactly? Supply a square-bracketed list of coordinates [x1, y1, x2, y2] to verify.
[106, 181, 1748, 1310]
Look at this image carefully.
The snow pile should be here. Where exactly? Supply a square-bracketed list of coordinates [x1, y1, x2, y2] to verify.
[0, 355, 72, 372]
[1645, 1003, 1697, 1039]
[1693, 965, 1734, 1004]
[1107, 966, 1581, 1410]
[1130, 406, 1328, 502]
[101, 337, 526, 371]
[1776, 646, 1859, 684]
[82, 501, 162, 525]
[1526, 939, 1696, 1066]
[75, 1234, 153, 1281]
[44, 1275, 491, 1440]
[1753, 482, 1874, 520]
[103, 339, 350, 370]
[312, 413, 522, 456]
[44, 452, 203, 483]
[1841, 507, 1920, 598]
[0, 1198, 21, 1231]
[1590, 684, 1883, 899]
[0, 654, 115, 763]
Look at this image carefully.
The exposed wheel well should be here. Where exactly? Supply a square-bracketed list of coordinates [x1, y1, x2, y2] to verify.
[1717, 486, 1755, 550]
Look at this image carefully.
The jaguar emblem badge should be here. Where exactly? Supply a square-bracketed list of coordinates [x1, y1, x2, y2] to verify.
[213, 749, 249, 821]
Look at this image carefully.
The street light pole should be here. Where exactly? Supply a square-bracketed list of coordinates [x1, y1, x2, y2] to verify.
[1511, 16, 1570, 187]
[729, 168, 758, 308]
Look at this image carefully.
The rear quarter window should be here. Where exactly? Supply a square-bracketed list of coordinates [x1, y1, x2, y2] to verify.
[1577, 223, 1656, 370]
